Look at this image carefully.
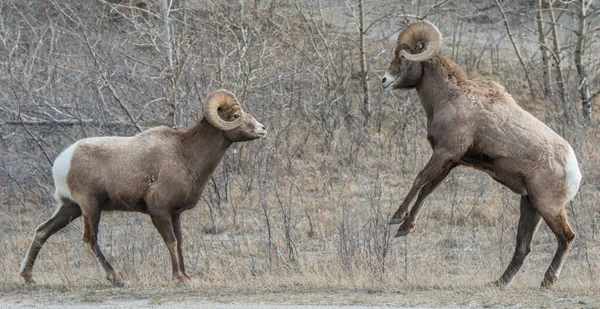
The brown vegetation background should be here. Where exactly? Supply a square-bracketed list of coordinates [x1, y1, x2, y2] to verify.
[1, 0, 600, 300]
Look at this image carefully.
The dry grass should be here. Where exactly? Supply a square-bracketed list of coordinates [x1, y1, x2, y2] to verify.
[3, 154, 600, 306]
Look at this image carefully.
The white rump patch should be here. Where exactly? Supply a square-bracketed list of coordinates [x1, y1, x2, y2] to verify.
[564, 146, 582, 201]
[52, 142, 78, 201]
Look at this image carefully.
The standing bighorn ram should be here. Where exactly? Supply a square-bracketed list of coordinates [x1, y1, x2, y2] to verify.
[19, 90, 267, 287]
[382, 21, 581, 287]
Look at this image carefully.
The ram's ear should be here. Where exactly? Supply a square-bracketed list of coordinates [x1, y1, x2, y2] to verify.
[406, 41, 426, 55]
[395, 43, 412, 59]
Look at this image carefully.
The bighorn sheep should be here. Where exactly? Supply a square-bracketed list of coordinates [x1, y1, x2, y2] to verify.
[19, 90, 267, 287]
[381, 21, 581, 287]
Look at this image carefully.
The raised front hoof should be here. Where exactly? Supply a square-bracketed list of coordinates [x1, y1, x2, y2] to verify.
[394, 231, 409, 238]
[389, 211, 408, 225]
[107, 275, 125, 288]
[388, 218, 402, 225]
[394, 220, 414, 237]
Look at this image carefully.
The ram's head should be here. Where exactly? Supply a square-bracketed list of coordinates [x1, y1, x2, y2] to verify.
[203, 90, 267, 142]
[382, 21, 442, 90]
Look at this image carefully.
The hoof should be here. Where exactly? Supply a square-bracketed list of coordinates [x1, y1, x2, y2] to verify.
[107, 275, 125, 288]
[485, 280, 503, 288]
[174, 274, 191, 285]
[113, 281, 125, 288]
[388, 218, 402, 225]
[486, 278, 512, 289]
[395, 220, 414, 238]
[394, 231, 409, 237]
[20, 272, 35, 285]
[541, 277, 556, 288]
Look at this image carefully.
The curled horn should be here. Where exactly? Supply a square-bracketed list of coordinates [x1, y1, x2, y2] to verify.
[397, 20, 442, 62]
[202, 90, 243, 131]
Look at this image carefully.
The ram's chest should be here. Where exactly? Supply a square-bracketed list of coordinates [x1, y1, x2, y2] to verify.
[141, 175, 203, 212]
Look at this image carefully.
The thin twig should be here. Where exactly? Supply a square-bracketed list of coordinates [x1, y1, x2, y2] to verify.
[16, 102, 53, 166]
[80, 25, 143, 132]
[494, 0, 536, 100]
[1, 119, 135, 127]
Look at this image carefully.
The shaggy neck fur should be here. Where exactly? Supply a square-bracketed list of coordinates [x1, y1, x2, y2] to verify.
[415, 55, 467, 119]
[179, 119, 232, 183]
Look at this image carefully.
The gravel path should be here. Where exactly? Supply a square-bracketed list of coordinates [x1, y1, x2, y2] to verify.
[1, 285, 596, 309]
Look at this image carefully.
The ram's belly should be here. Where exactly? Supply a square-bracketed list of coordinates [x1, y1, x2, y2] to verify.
[460, 155, 527, 195]
[103, 195, 149, 213]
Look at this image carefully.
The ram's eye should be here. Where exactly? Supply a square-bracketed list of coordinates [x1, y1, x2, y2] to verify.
[233, 113, 241, 119]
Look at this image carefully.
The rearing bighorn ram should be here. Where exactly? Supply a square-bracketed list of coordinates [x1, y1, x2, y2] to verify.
[19, 90, 267, 287]
[381, 21, 581, 287]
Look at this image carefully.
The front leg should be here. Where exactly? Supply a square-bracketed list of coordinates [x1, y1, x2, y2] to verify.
[389, 150, 458, 226]
[172, 213, 190, 279]
[395, 163, 456, 237]
[150, 213, 189, 283]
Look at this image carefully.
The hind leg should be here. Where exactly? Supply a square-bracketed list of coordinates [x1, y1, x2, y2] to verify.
[539, 207, 575, 287]
[492, 195, 542, 286]
[19, 198, 82, 284]
[528, 191, 575, 287]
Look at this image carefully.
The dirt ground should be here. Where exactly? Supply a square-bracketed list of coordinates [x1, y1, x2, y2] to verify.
[0, 285, 597, 309]
[0, 300, 446, 309]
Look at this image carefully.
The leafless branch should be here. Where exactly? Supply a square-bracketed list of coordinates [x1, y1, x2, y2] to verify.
[494, 0, 536, 100]
[81, 26, 143, 132]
